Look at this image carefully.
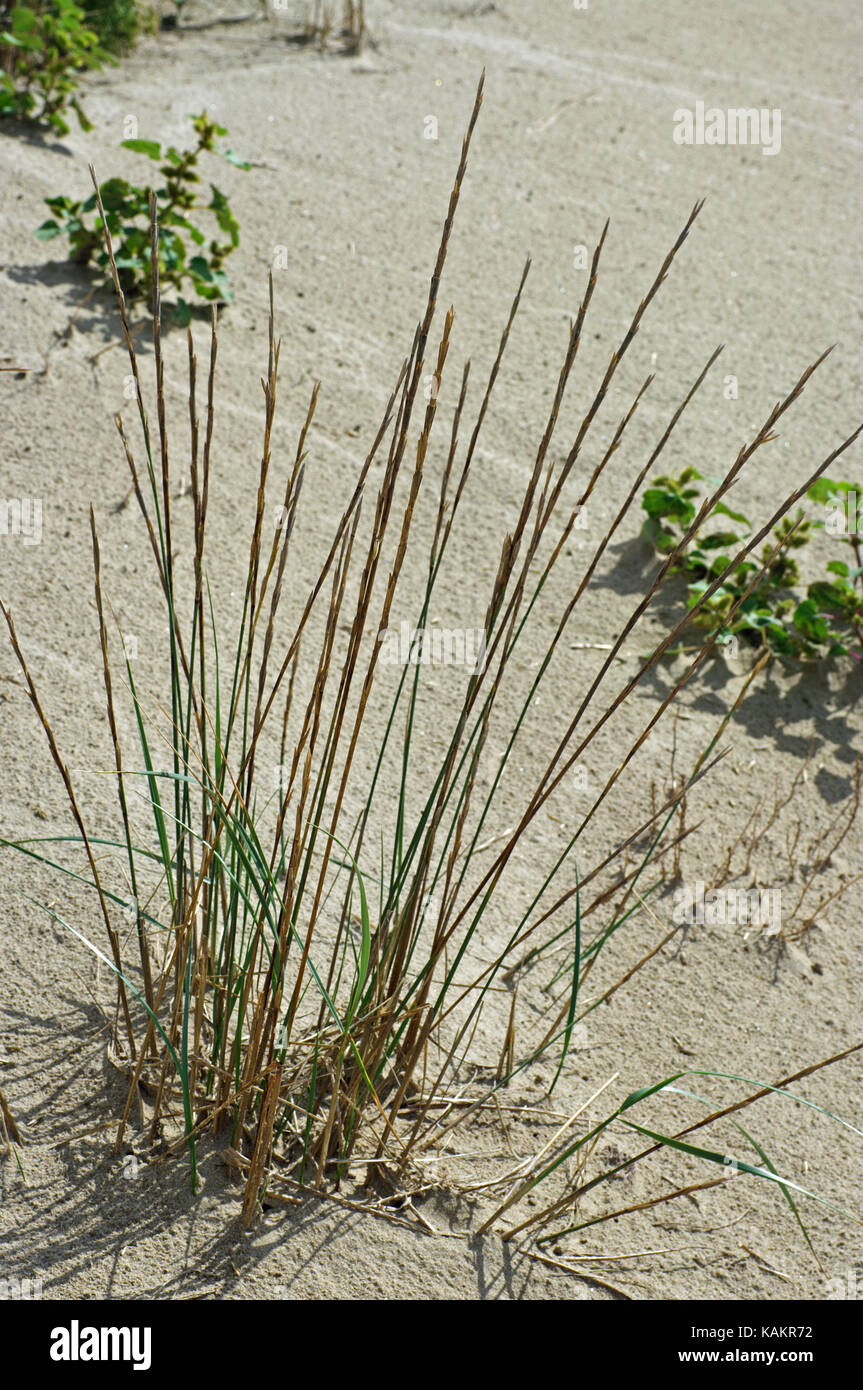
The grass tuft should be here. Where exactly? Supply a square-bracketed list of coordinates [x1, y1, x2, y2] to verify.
[3, 74, 861, 1250]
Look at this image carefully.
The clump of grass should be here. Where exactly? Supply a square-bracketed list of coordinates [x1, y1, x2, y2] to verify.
[3, 75, 861, 1251]
[303, 0, 365, 52]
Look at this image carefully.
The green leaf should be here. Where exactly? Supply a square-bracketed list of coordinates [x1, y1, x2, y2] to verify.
[807, 477, 856, 509]
[621, 1120, 854, 1220]
[713, 501, 752, 527]
[792, 599, 830, 643]
[346, 863, 371, 1026]
[698, 530, 745, 550]
[808, 581, 854, 618]
[642, 487, 694, 524]
[122, 138, 162, 159]
[188, 255, 214, 282]
[95, 177, 140, 213]
[194, 281, 232, 303]
[70, 97, 92, 132]
[208, 183, 240, 246]
[3, 30, 41, 51]
[807, 478, 835, 506]
[222, 148, 251, 170]
[11, 8, 39, 33]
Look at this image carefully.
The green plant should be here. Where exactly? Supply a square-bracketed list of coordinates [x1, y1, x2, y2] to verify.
[4, 78, 861, 1254]
[0, 0, 112, 134]
[641, 467, 863, 661]
[35, 112, 250, 320]
[80, 0, 143, 51]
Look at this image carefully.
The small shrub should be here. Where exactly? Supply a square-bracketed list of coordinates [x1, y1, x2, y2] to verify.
[35, 112, 250, 320]
[0, 0, 112, 135]
[641, 467, 863, 661]
[80, 0, 144, 52]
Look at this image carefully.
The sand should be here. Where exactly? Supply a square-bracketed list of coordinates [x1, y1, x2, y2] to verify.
[0, 0, 861, 1301]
